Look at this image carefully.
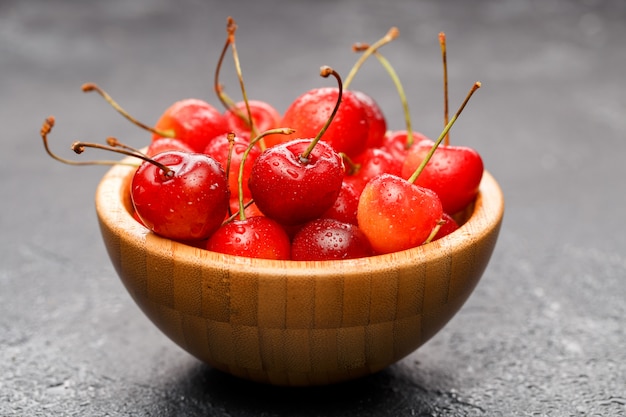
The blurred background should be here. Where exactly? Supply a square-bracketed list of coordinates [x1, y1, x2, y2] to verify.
[1, 0, 625, 415]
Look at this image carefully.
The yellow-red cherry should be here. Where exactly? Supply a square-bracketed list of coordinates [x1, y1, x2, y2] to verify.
[357, 173, 443, 254]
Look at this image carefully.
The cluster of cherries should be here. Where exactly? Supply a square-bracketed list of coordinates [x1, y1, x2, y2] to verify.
[41, 20, 484, 261]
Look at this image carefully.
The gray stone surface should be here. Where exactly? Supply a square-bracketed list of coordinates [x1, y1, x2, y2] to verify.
[1, 0, 625, 415]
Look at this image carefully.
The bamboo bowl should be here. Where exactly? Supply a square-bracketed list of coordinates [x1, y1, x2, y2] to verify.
[95, 161, 504, 386]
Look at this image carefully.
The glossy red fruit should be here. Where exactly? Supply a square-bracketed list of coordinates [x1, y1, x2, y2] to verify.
[248, 139, 344, 225]
[206, 216, 290, 260]
[224, 100, 281, 136]
[322, 180, 359, 225]
[401, 141, 483, 214]
[279, 88, 370, 158]
[381, 130, 432, 161]
[291, 218, 373, 261]
[145, 137, 194, 157]
[203, 132, 260, 200]
[352, 90, 387, 149]
[357, 173, 443, 254]
[152, 99, 229, 153]
[131, 151, 230, 241]
[344, 147, 402, 195]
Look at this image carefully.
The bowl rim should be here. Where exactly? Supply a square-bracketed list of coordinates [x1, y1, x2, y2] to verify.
[95, 160, 504, 277]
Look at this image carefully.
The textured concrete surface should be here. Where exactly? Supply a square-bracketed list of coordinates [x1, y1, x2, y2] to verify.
[1, 0, 625, 415]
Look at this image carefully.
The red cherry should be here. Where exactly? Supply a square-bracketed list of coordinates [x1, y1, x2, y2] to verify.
[322, 180, 360, 225]
[279, 87, 369, 158]
[344, 147, 402, 195]
[249, 139, 343, 225]
[401, 141, 484, 214]
[145, 137, 194, 157]
[381, 130, 432, 161]
[206, 216, 290, 260]
[203, 132, 260, 200]
[248, 66, 346, 226]
[224, 100, 281, 136]
[131, 151, 230, 241]
[291, 218, 373, 261]
[352, 90, 387, 149]
[152, 99, 229, 153]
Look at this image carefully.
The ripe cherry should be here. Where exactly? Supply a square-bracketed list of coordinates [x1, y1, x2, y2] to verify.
[401, 141, 483, 214]
[145, 137, 194, 157]
[130, 151, 230, 241]
[206, 215, 290, 260]
[40, 117, 230, 241]
[203, 132, 260, 201]
[291, 218, 373, 261]
[351, 90, 387, 149]
[279, 87, 369, 158]
[248, 66, 346, 225]
[322, 180, 360, 225]
[152, 98, 229, 153]
[224, 99, 281, 138]
[344, 147, 402, 195]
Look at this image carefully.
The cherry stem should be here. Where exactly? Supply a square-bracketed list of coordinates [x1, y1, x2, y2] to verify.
[214, 17, 264, 150]
[368, 48, 414, 147]
[40, 116, 139, 169]
[343, 27, 399, 90]
[340, 152, 361, 176]
[214, 20, 237, 111]
[423, 219, 445, 245]
[439, 32, 450, 146]
[222, 199, 256, 226]
[238, 127, 295, 220]
[300, 66, 342, 162]
[224, 132, 237, 216]
[407, 81, 481, 184]
[229, 18, 262, 148]
[81, 83, 175, 139]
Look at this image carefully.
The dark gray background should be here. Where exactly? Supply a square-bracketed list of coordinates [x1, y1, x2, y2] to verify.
[2, 0, 625, 415]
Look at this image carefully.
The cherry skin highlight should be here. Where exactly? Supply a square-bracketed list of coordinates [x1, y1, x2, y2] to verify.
[131, 151, 230, 241]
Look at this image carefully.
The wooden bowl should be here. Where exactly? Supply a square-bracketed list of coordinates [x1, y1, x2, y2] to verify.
[95, 161, 504, 386]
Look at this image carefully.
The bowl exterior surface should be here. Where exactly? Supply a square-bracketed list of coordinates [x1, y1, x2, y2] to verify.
[96, 163, 503, 386]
